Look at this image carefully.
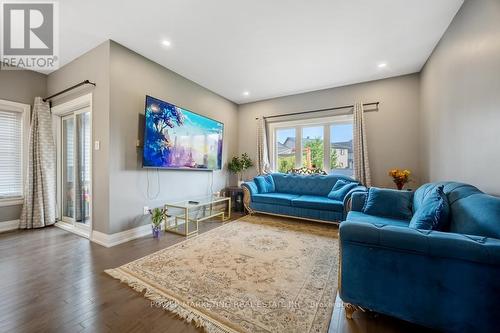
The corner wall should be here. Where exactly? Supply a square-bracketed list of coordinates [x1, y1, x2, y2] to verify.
[420, 0, 500, 195]
[238, 74, 421, 188]
[107, 41, 239, 234]
[47, 41, 111, 233]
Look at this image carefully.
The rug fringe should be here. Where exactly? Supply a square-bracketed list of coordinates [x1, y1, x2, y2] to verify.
[105, 268, 236, 333]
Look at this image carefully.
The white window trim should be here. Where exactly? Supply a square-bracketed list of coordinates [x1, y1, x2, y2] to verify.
[0, 99, 30, 205]
[268, 114, 353, 173]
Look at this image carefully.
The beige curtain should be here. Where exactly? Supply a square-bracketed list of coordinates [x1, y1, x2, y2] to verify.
[353, 102, 371, 187]
[256, 117, 271, 175]
[20, 97, 56, 229]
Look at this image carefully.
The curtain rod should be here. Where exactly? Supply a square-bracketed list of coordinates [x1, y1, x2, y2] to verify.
[43, 79, 96, 102]
[256, 101, 379, 120]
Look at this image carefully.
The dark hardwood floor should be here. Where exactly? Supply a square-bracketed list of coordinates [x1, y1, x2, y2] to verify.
[0, 217, 429, 333]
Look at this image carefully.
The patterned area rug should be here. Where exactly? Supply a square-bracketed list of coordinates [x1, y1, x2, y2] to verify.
[105, 214, 339, 333]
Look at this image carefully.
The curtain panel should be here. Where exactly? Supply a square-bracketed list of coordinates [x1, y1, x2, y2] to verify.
[20, 97, 56, 229]
[256, 117, 271, 175]
[353, 102, 372, 187]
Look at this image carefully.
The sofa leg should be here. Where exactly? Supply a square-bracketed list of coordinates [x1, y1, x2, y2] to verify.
[344, 303, 357, 319]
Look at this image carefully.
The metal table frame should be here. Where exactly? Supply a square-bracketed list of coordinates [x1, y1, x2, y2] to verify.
[163, 196, 231, 237]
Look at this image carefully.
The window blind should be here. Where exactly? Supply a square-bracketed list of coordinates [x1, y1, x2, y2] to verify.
[0, 109, 23, 198]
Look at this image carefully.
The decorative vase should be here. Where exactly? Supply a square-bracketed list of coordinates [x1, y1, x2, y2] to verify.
[395, 181, 404, 190]
[152, 225, 161, 238]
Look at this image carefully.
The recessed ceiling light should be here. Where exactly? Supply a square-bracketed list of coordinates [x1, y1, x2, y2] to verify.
[243, 91, 250, 96]
[378, 63, 387, 68]
[162, 40, 172, 47]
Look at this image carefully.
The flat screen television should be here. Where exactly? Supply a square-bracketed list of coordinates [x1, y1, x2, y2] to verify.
[142, 95, 224, 170]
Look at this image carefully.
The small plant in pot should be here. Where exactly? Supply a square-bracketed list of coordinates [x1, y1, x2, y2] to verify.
[149, 207, 168, 238]
[228, 153, 254, 187]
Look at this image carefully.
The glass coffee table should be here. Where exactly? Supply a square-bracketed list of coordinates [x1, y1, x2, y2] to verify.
[163, 195, 231, 237]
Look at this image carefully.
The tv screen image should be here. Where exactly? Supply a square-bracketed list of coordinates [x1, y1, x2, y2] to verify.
[143, 96, 224, 170]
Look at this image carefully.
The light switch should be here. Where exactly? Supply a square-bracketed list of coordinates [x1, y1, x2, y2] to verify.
[94, 140, 100, 150]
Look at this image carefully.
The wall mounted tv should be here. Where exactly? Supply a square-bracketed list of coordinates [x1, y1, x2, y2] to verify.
[142, 95, 224, 170]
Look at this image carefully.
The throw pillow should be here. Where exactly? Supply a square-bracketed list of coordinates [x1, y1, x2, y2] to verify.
[327, 179, 359, 201]
[363, 187, 413, 220]
[254, 175, 275, 193]
[409, 186, 450, 230]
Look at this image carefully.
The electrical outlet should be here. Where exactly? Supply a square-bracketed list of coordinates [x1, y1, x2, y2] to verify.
[143, 206, 149, 215]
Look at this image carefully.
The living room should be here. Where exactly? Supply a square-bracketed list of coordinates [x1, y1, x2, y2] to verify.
[0, 0, 499, 332]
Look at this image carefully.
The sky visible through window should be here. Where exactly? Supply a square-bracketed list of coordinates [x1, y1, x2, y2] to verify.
[277, 124, 352, 144]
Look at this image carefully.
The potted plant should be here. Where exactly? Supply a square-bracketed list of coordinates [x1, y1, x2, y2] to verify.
[149, 207, 168, 238]
[228, 153, 254, 186]
[388, 169, 411, 190]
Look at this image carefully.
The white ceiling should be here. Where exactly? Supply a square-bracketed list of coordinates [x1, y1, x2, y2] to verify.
[57, 0, 463, 104]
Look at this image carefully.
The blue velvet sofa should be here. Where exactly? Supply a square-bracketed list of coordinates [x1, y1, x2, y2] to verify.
[242, 173, 365, 223]
[339, 182, 500, 332]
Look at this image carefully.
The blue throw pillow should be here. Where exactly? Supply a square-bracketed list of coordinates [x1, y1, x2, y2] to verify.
[254, 175, 275, 193]
[363, 187, 413, 220]
[327, 179, 359, 201]
[410, 186, 450, 230]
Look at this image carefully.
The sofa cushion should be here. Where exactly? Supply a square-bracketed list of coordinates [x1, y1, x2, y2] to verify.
[291, 195, 344, 212]
[252, 193, 299, 206]
[363, 187, 413, 220]
[254, 175, 275, 193]
[271, 173, 356, 196]
[410, 185, 450, 231]
[327, 179, 359, 201]
[346, 211, 410, 228]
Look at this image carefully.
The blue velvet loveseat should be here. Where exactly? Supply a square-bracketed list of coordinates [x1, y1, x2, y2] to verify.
[339, 182, 500, 332]
[242, 173, 365, 223]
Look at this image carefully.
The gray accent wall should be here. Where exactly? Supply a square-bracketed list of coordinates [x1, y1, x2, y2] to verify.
[108, 41, 238, 234]
[420, 0, 500, 195]
[238, 74, 421, 188]
[47, 41, 111, 233]
[0, 69, 47, 223]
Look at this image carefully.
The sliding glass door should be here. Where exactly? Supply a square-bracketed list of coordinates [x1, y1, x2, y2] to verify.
[62, 115, 75, 220]
[60, 108, 92, 233]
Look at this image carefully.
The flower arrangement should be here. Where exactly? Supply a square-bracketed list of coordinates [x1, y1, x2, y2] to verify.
[227, 153, 254, 186]
[388, 169, 411, 190]
[149, 207, 169, 238]
[287, 166, 327, 175]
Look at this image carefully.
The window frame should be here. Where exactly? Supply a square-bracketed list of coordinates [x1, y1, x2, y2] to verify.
[0, 99, 30, 206]
[269, 114, 353, 174]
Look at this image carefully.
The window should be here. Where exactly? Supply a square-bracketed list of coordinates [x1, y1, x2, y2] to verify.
[0, 99, 29, 201]
[302, 126, 324, 169]
[330, 123, 354, 175]
[276, 128, 296, 173]
[270, 115, 353, 176]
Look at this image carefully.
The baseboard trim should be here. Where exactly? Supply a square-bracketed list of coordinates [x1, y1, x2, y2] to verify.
[91, 223, 158, 248]
[0, 219, 19, 233]
[55, 222, 90, 239]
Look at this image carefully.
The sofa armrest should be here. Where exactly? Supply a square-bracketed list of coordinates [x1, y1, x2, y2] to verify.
[241, 181, 258, 213]
[340, 221, 500, 265]
[343, 186, 367, 213]
[349, 192, 367, 212]
[241, 181, 258, 196]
